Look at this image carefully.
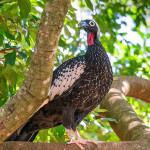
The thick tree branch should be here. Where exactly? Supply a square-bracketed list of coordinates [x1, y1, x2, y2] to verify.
[100, 76, 150, 141]
[0, 0, 70, 143]
[1, 139, 150, 150]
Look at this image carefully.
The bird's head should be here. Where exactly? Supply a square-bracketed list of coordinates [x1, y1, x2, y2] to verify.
[78, 19, 100, 46]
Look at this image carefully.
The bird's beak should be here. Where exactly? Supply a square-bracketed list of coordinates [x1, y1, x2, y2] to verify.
[78, 21, 89, 28]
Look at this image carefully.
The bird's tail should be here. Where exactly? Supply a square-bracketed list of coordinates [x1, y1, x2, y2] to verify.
[4, 122, 39, 142]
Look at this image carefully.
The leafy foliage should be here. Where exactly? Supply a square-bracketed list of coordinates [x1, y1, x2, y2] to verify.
[0, 0, 150, 143]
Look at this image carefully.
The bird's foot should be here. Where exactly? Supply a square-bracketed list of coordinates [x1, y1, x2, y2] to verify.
[67, 139, 86, 150]
[84, 139, 100, 145]
[78, 139, 101, 148]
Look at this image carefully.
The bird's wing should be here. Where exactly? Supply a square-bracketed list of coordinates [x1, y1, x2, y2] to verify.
[49, 56, 86, 100]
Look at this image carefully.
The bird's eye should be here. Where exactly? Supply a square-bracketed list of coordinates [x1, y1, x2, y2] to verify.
[89, 21, 95, 26]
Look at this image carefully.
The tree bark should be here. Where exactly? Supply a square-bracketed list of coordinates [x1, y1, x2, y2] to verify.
[100, 76, 150, 141]
[0, 0, 70, 143]
[1, 138, 150, 150]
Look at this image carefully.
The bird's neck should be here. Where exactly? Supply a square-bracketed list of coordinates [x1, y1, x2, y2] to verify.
[85, 41, 110, 66]
[86, 31, 111, 66]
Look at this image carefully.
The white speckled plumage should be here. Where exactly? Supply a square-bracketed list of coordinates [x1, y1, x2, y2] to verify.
[49, 58, 86, 100]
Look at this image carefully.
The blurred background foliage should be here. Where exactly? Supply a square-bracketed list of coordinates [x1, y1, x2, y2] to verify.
[0, 0, 150, 143]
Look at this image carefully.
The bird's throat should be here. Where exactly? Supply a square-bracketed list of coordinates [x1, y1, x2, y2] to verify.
[87, 32, 94, 46]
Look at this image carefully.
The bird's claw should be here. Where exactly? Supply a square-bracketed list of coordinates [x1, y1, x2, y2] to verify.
[67, 139, 86, 150]
[84, 140, 101, 148]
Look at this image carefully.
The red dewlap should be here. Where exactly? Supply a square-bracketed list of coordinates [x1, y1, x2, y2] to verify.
[87, 32, 94, 46]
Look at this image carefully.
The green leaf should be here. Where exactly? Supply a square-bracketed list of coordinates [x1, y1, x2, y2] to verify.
[0, 22, 7, 31]
[0, 34, 4, 46]
[101, 118, 118, 123]
[17, 0, 31, 18]
[0, 77, 8, 102]
[0, 77, 7, 95]
[64, 25, 71, 37]
[5, 43, 13, 49]
[85, 0, 93, 11]
[147, 33, 150, 38]
[31, 14, 38, 21]
[4, 51, 16, 67]
[69, 5, 77, 11]
[59, 38, 66, 47]
[42, 0, 47, 4]
[16, 32, 22, 41]
[38, 129, 49, 142]
[0, 29, 4, 34]
[2, 65, 17, 86]
[30, 28, 37, 42]
[55, 125, 65, 138]
[5, 32, 15, 40]
[0, 0, 14, 4]
[18, 51, 27, 59]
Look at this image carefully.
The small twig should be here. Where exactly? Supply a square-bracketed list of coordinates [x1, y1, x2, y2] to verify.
[0, 57, 5, 60]
[0, 47, 20, 54]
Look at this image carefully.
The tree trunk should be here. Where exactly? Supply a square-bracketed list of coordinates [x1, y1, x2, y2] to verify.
[0, 0, 70, 143]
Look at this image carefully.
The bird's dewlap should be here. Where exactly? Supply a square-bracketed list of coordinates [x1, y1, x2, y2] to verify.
[87, 32, 94, 46]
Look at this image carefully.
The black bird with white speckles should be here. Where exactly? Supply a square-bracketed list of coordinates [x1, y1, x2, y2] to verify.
[5, 20, 113, 146]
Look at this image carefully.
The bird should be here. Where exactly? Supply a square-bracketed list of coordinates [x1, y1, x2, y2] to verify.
[5, 19, 113, 148]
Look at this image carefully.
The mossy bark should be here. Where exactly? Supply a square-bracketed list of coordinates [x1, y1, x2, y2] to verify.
[0, 0, 70, 143]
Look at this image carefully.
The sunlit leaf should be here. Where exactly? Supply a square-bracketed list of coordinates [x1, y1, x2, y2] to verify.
[55, 125, 65, 138]
[38, 129, 49, 142]
[64, 25, 71, 37]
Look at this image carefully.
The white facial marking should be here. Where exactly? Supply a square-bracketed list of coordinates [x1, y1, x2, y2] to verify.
[95, 22, 100, 39]
[89, 21, 95, 27]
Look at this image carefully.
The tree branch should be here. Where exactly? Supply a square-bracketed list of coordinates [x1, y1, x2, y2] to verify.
[0, 0, 70, 143]
[0, 48, 20, 54]
[100, 76, 150, 141]
[1, 139, 150, 150]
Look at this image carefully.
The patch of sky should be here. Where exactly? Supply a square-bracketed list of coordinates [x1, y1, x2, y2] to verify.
[116, 16, 144, 46]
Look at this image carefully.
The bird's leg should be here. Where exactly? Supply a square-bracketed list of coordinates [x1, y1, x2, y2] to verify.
[73, 129, 84, 141]
[73, 129, 101, 147]
[66, 129, 75, 142]
[66, 129, 85, 150]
